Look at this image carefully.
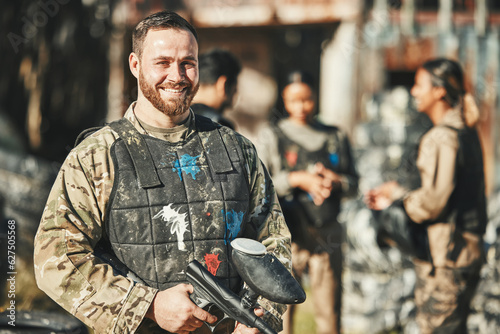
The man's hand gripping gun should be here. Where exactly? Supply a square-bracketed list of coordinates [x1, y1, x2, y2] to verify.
[187, 238, 306, 334]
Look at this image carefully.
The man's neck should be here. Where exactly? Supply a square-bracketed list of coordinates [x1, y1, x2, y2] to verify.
[134, 97, 190, 129]
[192, 85, 222, 112]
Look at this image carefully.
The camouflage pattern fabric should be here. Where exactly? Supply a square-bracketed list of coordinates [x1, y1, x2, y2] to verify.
[283, 235, 343, 334]
[414, 260, 482, 334]
[34, 102, 291, 333]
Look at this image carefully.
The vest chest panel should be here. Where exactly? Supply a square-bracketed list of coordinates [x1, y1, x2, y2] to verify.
[106, 122, 250, 290]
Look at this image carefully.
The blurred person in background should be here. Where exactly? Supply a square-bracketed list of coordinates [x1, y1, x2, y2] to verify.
[257, 71, 358, 334]
[191, 48, 241, 130]
[33, 10, 291, 334]
[366, 58, 487, 334]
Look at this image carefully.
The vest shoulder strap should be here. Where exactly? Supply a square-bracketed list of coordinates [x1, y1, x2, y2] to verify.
[83, 115, 239, 188]
[195, 115, 235, 174]
[109, 118, 162, 189]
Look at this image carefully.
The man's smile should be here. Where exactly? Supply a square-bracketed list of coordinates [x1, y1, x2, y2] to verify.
[162, 88, 184, 93]
[158, 86, 188, 98]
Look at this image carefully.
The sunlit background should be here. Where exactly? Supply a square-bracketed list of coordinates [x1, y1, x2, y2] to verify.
[1, 1, 500, 333]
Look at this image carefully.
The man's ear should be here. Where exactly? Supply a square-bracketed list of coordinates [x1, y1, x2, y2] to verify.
[129, 52, 140, 79]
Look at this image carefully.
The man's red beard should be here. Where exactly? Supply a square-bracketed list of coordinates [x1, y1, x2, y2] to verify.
[139, 70, 199, 116]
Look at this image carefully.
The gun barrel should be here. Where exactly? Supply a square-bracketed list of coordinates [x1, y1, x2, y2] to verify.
[186, 260, 276, 334]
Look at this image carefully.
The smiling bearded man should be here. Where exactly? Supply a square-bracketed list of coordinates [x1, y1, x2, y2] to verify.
[34, 10, 291, 334]
[139, 65, 199, 116]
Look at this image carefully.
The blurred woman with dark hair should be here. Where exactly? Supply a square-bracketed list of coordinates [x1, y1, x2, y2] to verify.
[366, 58, 487, 333]
[257, 71, 358, 334]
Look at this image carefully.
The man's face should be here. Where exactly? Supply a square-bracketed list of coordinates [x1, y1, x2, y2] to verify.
[137, 28, 199, 116]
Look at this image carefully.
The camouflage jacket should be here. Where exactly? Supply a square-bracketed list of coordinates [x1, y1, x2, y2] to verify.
[33, 103, 291, 333]
[403, 108, 485, 269]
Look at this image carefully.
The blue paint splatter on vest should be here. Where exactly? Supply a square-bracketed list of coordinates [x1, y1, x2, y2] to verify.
[173, 154, 201, 180]
[329, 153, 339, 167]
[222, 209, 244, 244]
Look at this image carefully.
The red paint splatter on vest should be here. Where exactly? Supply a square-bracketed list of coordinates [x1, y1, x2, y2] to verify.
[204, 253, 222, 276]
[285, 151, 298, 168]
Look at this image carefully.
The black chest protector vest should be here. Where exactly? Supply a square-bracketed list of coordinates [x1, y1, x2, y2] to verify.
[98, 116, 250, 291]
[274, 123, 343, 229]
[444, 126, 487, 235]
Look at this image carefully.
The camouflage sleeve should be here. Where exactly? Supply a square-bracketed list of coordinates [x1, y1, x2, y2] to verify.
[235, 133, 292, 331]
[33, 128, 157, 333]
[403, 127, 458, 223]
[254, 125, 293, 197]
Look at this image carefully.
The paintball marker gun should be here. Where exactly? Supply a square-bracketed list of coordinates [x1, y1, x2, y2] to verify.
[187, 238, 306, 334]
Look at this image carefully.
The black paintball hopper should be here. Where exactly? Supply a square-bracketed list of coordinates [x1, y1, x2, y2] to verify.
[186, 238, 305, 334]
[231, 238, 306, 305]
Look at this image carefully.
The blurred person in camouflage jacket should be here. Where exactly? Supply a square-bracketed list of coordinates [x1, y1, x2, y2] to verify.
[33, 11, 291, 334]
[366, 58, 487, 334]
[256, 71, 359, 334]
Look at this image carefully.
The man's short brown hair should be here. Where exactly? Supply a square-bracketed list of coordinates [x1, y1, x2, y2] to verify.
[132, 11, 198, 58]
